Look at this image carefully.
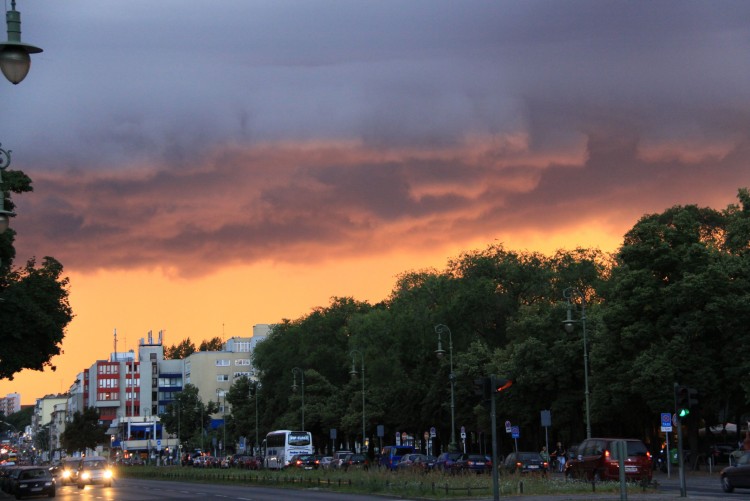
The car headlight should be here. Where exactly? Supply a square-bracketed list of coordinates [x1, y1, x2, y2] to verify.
[81, 472, 91, 480]
[104, 470, 113, 479]
[62, 470, 71, 478]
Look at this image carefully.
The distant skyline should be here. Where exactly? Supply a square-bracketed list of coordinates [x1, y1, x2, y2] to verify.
[2, 0, 749, 404]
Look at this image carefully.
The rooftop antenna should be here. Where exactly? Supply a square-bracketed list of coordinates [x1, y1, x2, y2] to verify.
[114, 328, 117, 354]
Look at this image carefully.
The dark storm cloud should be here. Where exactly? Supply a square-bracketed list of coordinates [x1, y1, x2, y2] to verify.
[6, 1, 750, 274]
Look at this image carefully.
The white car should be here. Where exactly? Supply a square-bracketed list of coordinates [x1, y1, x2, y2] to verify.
[77, 456, 113, 489]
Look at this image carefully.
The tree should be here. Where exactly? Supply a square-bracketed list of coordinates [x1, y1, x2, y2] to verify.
[199, 337, 224, 351]
[0, 257, 73, 379]
[60, 407, 108, 454]
[159, 384, 217, 452]
[0, 166, 73, 381]
[164, 338, 196, 359]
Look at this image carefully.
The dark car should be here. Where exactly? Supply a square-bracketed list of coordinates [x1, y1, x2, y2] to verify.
[288, 454, 320, 470]
[58, 457, 80, 485]
[721, 451, 750, 493]
[343, 453, 369, 471]
[503, 452, 548, 474]
[8, 466, 56, 499]
[435, 452, 462, 472]
[452, 454, 492, 474]
[564, 438, 652, 482]
[379, 446, 414, 470]
[394, 453, 426, 472]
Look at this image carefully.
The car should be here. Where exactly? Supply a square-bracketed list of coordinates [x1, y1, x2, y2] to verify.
[332, 450, 353, 469]
[394, 453, 424, 471]
[76, 456, 113, 489]
[379, 446, 415, 470]
[7, 466, 56, 499]
[435, 452, 462, 472]
[503, 452, 549, 474]
[288, 454, 321, 470]
[343, 453, 369, 470]
[564, 438, 652, 483]
[58, 457, 80, 485]
[721, 450, 750, 493]
[452, 454, 492, 474]
[319, 456, 334, 469]
[395, 453, 435, 472]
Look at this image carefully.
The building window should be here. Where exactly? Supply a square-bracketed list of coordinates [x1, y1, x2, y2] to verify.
[215, 359, 230, 367]
[217, 374, 229, 382]
[235, 359, 251, 366]
[234, 372, 252, 379]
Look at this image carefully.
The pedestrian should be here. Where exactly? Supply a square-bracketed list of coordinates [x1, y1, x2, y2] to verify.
[540, 445, 550, 464]
[553, 442, 566, 472]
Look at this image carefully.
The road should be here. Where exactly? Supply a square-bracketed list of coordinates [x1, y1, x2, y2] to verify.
[0, 478, 392, 501]
[0, 470, 745, 500]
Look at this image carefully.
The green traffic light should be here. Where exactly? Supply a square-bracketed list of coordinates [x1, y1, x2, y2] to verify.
[678, 408, 690, 418]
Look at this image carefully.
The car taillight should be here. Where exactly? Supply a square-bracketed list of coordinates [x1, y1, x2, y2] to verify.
[515, 462, 523, 467]
[604, 450, 611, 459]
[543, 462, 549, 468]
[646, 451, 652, 459]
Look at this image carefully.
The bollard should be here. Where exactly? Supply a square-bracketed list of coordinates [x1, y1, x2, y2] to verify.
[518, 480, 524, 494]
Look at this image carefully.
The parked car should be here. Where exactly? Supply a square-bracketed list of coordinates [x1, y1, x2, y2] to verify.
[7, 466, 56, 499]
[564, 438, 652, 483]
[319, 456, 334, 469]
[435, 452, 462, 472]
[395, 453, 435, 472]
[343, 453, 369, 471]
[394, 453, 424, 471]
[452, 454, 492, 474]
[332, 451, 353, 469]
[721, 451, 750, 493]
[379, 446, 415, 470]
[503, 452, 548, 474]
[77, 456, 114, 489]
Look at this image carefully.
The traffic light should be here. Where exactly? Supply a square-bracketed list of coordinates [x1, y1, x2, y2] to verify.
[474, 377, 491, 400]
[675, 385, 699, 418]
[492, 376, 513, 393]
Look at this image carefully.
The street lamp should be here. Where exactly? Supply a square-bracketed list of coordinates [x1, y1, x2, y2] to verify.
[434, 324, 457, 451]
[562, 287, 591, 439]
[250, 381, 260, 456]
[1, 0, 43, 85]
[216, 389, 226, 457]
[349, 350, 366, 453]
[0, 144, 15, 234]
[291, 367, 305, 430]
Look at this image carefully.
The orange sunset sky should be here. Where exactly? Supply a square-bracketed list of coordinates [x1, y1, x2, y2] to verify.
[2, 1, 750, 404]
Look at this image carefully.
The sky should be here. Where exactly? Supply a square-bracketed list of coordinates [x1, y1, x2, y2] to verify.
[2, 0, 750, 405]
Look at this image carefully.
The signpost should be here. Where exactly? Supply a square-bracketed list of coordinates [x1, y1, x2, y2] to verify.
[660, 412, 672, 478]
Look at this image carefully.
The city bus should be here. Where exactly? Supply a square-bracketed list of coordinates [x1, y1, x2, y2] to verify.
[262, 430, 313, 469]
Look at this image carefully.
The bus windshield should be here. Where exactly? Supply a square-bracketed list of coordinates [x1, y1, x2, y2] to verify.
[288, 432, 311, 447]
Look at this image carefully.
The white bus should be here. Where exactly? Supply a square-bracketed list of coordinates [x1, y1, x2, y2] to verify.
[262, 430, 313, 469]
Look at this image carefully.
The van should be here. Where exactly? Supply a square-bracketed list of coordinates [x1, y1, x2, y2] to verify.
[564, 438, 652, 482]
[379, 445, 415, 470]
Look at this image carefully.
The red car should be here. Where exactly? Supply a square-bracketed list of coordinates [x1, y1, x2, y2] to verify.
[565, 438, 652, 482]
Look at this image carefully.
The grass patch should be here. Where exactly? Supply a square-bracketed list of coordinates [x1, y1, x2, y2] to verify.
[116, 466, 658, 499]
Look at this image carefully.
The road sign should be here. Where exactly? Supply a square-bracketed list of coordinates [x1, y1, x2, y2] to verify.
[541, 410, 552, 427]
[505, 420, 512, 433]
[430, 426, 436, 438]
[661, 412, 672, 432]
[511, 426, 520, 439]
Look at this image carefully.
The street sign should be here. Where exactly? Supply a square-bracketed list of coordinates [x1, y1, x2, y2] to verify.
[541, 410, 552, 427]
[505, 420, 512, 433]
[430, 426, 436, 438]
[511, 426, 520, 439]
[661, 412, 672, 432]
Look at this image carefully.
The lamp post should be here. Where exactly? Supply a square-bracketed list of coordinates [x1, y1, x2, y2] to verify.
[349, 350, 366, 453]
[1, 0, 43, 85]
[562, 287, 591, 439]
[216, 389, 226, 457]
[434, 324, 457, 451]
[0, 144, 14, 235]
[250, 381, 260, 456]
[291, 367, 305, 430]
